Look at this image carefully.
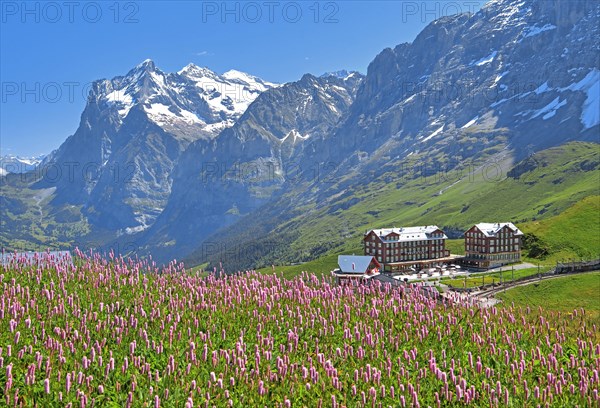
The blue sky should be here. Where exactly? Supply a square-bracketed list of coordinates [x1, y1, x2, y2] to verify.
[1, 1, 485, 156]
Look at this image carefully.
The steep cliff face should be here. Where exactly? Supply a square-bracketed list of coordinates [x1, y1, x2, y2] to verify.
[34, 60, 277, 233]
[308, 0, 598, 175]
[140, 72, 363, 258]
[181, 0, 599, 269]
[2, 0, 598, 265]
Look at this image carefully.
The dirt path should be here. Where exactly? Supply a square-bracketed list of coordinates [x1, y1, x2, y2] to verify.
[31, 187, 55, 225]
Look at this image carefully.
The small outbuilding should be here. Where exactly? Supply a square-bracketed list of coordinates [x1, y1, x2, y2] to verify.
[332, 255, 381, 284]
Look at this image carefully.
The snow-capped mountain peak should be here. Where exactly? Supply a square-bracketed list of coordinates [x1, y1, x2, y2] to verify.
[320, 70, 362, 81]
[134, 58, 156, 71]
[93, 60, 277, 134]
[0, 154, 46, 174]
[176, 63, 278, 120]
[178, 63, 221, 81]
[122, 59, 161, 86]
[222, 69, 256, 82]
[222, 69, 278, 91]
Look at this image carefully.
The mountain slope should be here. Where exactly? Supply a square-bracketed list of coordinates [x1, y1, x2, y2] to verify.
[521, 195, 600, 262]
[136, 73, 364, 259]
[2, 0, 598, 265]
[181, 0, 600, 270]
[186, 141, 599, 270]
[0, 155, 45, 174]
[308, 0, 598, 176]
[10, 61, 276, 236]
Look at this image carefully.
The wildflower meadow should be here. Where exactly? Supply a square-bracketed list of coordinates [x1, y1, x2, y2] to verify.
[1, 250, 598, 407]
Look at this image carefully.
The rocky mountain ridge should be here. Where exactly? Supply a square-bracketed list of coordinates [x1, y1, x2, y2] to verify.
[1, 0, 598, 268]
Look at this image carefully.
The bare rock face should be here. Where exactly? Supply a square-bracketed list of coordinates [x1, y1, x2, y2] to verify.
[141, 72, 363, 258]
[309, 0, 599, 174]
[35, 60, 277, 232]
[4, 0, 598, 265]
[179, 0, 599, 269]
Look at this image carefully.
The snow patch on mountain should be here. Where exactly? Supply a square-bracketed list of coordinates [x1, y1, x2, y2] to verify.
[204, 121, 234, 133]
[222, 69, 277, 91]
[421, 125, 445, 142]
[472, 51, 497, 67]
[105, 89, 133, 104]
[281, 129, 310, 144]
[145, 103, 201, 126]
[531, 97, 568, 120]
[462, 117, 479, 128]
[491, 71, 509, 87]
[580, 79, 599, 129]
[534, 82, 551, 94]
[320, 70, 362, 81]
[519, 69, 599, 130]
[105, 89, 134, 117]
[564, 69, 600, 130]
[520, 24, 556, 41]
[404, 94, 417, 104]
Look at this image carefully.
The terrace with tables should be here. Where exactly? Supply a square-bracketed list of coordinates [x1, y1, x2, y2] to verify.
[391, 264, 469, 282]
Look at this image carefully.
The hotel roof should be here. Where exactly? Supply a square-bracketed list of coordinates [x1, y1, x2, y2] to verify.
[365, 226, 447, 242]
[473, 222, 523, 237]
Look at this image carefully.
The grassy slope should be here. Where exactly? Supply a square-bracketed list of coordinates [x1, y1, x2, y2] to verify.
[496, 272, 600, 320]
[521, 195, 600, 263]
[261, 142, 599, 277]
[0, 179, 91, 251]
[445, 239, 465, 255]
[304, 142, 597, 244]
[257, 252, 341, 278]
[441, 266, 553, 288]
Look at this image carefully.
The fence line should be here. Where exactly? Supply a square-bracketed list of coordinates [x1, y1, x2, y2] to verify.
[556, 259, 600, 274]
